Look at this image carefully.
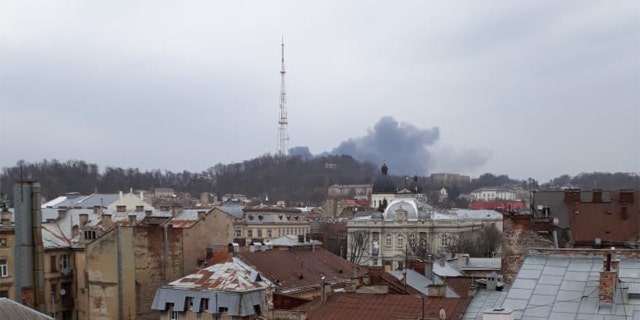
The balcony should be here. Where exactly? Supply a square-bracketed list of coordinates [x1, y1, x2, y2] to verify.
[61, 268, 73, 277]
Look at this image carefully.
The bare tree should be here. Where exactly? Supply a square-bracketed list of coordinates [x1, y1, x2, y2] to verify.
[407, 232, 431, 260]
[447, 225, 503, 257]
[348, 231, 369, 265]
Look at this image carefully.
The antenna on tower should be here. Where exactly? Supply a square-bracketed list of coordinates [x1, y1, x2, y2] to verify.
[277, 38, 289, 157]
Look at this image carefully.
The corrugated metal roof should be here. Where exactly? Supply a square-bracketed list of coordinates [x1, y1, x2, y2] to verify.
[0, 298, 54, 320]
[169, 259, 270, 291]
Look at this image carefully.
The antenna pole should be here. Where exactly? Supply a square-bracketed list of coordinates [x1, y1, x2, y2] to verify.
[277, 38, 289, 157]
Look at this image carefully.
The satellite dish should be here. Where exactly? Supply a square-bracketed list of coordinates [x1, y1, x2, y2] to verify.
[439, 308, 447, 320]
[59, 289, 66, 296]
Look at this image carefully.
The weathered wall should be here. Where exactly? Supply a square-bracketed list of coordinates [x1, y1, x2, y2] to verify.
[134, 224, 183, 320]
[501, 214, 554, 284]
[183, 208, 233, 273]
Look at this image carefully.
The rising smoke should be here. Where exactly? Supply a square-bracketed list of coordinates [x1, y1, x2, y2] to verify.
[289, 116, 490, 175]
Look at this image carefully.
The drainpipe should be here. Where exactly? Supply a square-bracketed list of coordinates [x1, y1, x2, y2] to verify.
[117, 225, 123, 320]
[162, 221, 169, 280]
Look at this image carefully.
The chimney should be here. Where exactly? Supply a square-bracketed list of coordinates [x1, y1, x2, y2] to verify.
[424, 260, 434, 281]
[427, 284, 446, 297]
[102, 213, 112, 226]
[320, 277, 331, 303]
[592, 189, 602, 203]
[171, 205, 181, 217]
[599, 250, 619, 304]
[487, 272, 498, 291]
[198, 211, 206, 220]
[119, 191, 123, 200]
[139, 191, 144, 201]
[482, 308, 515, 320]
[79, 213, 89, 227]
[128, 214, 137, 226]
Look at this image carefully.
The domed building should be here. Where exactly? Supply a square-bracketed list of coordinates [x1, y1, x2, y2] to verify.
[371, 163, 426, 212]
[347, 197, 503, 271]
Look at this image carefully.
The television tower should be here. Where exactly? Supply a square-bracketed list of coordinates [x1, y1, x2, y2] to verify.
[277, 39, 289, 157]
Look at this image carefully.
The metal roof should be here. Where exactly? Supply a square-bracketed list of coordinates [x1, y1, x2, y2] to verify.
[389, 269, 459, 298]
[464, 253, 640, 319]
[0, 298, 54, 320]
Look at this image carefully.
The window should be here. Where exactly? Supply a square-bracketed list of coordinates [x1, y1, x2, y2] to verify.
[51, 255, 58, 272]
[621, 206, 628, 220]
[0, 238, 6, 247]
[201, 299, 209, 312]
[116, 205, 126, 212]
[84, 230, 96, 240]
[373, 259, 378, 266]
[0, 259, 7, 277]
[218, 307, 228, 313]
[441, 233, 450, 248]
[257, 229, 262, 238]
[247, 230, 253, 238]
[397, 234, 403, 248]
[61, 254, 70, 269]
[169, 309, 179, 320]
[235, 229, 241, 238]
[135, 205, 144, 212]
[385, 234, 392, 247]
[267, 229, 272, 238]
[51, 284, 57, 299]
[0, 290, 8, 298]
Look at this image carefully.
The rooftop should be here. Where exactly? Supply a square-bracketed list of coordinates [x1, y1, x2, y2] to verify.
[237, 247, 365, 292]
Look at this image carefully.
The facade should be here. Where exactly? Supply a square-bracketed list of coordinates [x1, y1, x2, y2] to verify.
[0, 210, 14, 300]
[236, 207, 311, 244]
[470, 187, 517, 201]
[327, 184, 372, 199]
[347, 198, 500, 271]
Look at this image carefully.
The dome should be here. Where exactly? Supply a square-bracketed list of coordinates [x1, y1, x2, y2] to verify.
[372, 163, 397, 194]
[383, 199, 419, 221]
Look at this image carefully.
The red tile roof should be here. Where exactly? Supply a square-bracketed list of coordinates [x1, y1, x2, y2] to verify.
[237, 247, 366, 291]
[298, 293, 470, 320]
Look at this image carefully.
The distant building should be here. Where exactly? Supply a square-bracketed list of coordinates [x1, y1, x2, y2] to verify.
[533, 189, 639, 247]
[470, 187, 517, 201]
[42, 190, 153, 213]
[236, 207, 311, 244]
[327, 184, 372, 199]
[371, 163, 426, 211]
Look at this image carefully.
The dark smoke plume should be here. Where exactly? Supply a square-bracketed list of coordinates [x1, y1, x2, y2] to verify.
[331, 116, 439, 175]
[289, 116, 490, 175]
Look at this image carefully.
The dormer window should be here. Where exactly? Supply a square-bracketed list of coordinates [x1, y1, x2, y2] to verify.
[84, 230, 96, 240]
[116, 205, 126, 212]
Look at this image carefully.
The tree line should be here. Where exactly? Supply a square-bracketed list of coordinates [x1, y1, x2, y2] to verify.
[1, 157, 637, 206]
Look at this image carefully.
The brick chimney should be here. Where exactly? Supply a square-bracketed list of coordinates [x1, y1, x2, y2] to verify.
[599, 252, 618, 304]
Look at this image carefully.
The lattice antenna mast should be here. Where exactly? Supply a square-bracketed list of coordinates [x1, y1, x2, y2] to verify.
[277, 38, 289, 157]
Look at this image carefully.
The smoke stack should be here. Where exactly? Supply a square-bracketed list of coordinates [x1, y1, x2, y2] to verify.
[13, 181, 46, 312]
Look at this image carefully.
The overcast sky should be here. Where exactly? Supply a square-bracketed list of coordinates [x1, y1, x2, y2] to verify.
[1, 1, 638, 182]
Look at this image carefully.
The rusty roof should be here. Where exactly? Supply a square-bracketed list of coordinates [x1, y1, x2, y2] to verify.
[297, 293, 471, 320]
[237, 247, 366, 291]
[168, 259, 270, 292]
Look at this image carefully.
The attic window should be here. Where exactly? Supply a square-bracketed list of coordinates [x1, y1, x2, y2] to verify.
[84, 230, 96, 240]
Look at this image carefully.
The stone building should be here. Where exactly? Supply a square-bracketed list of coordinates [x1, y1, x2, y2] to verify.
[347, 197, 501, 271]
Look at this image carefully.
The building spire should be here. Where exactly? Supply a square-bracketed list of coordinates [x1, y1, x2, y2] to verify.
[277, 38, 289, 157]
